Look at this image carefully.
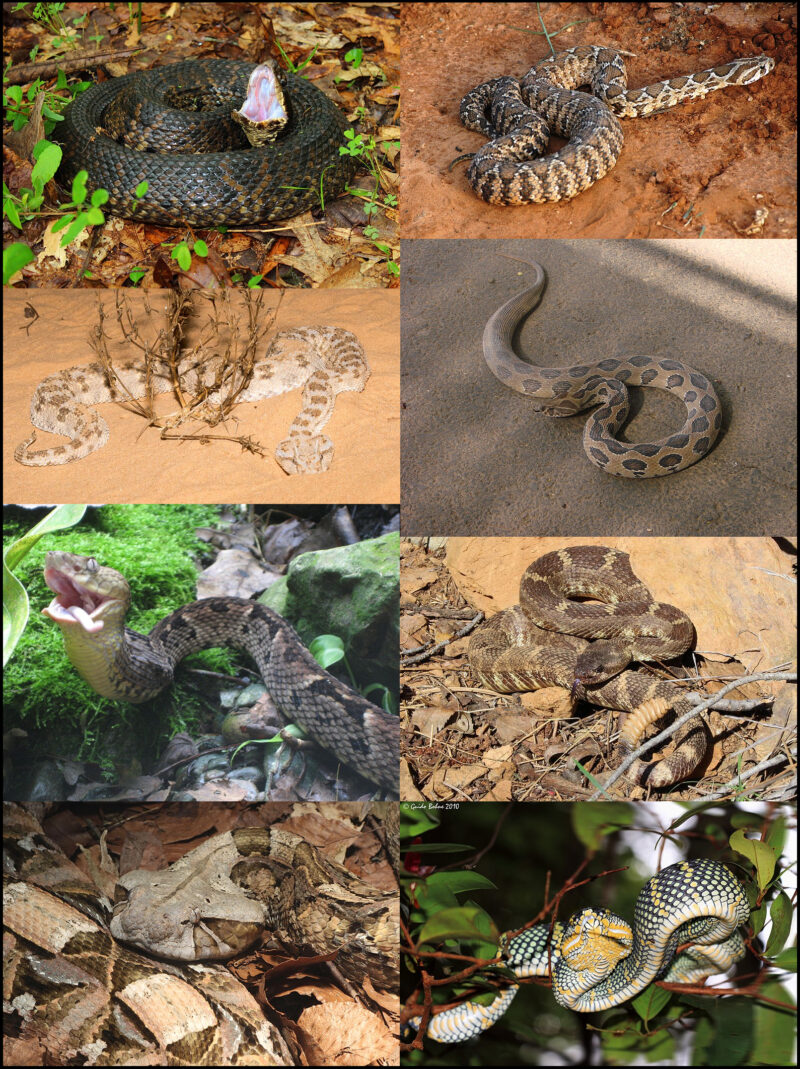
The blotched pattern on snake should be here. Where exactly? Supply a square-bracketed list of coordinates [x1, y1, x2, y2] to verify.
[42, 551, 399, 793]
[407, 858, 749, 1043]
[16, 326, 369, 475]
[4, 803, 397, 1065]
[483, 259, 723, 476]
[468, 545, 710, 788]
[459, 46, 774, 204]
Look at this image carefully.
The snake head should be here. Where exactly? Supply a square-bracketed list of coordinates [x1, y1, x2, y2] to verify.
[232, 63, 288, 146]
[42, 551, 128, 635]
[573, 640, 633, 688]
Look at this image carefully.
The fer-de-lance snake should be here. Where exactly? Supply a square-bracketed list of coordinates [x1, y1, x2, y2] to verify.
[483, 259, 723, 477]
[407, 857, 749, 1043]
[459, 46, 775, 204]
[57, 59, 357, 228]
[42, 551, 399, 793]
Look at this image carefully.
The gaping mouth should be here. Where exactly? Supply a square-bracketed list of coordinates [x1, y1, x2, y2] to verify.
[42, 566, 111, 634]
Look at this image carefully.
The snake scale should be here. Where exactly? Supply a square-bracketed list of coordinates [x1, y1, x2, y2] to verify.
[459, 46, 775, 204]
[16, 325, 369, 474]
[483, 258, 723, 476]
[42, 551, 399, 793]
[408, 857, 749, 1043]
[468, 546, 709, 788]
[57, 59, 356, 227]
[4, 803, 398, 1065]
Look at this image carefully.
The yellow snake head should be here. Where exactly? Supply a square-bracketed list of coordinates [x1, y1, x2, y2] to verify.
[42, 552, 135, 698]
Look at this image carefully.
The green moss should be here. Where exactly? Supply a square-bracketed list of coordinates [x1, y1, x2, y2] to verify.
[4, 504, 237, 771]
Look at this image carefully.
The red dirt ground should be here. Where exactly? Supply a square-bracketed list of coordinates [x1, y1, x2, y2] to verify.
[400, 2, 796, 240]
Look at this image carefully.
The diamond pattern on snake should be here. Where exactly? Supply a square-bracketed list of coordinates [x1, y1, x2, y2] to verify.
[483, 258, 723, 477]
[406, 857, 749, 1044]
[468, 545, 713, 789]
[15, 325, 369, 475]
[458, 46, 774, 204]
[4, 803, 398, 1065]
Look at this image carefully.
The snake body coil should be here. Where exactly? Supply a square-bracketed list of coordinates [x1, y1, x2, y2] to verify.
[410, 858, 749, 1043]
[42, 551, 399, 792]
[57, 59, 356, 227]
[483, 260, 723, 476]
[460, 46, 774, 204]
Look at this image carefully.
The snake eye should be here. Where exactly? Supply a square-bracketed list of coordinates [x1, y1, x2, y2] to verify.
[87, 557, 98, 573]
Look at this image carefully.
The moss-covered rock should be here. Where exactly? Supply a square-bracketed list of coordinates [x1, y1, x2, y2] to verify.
[261, 532, 399, 689]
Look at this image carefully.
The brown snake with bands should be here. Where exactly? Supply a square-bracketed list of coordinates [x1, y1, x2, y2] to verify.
[42, 551, 399, 793]
[468, 546, 710, 788]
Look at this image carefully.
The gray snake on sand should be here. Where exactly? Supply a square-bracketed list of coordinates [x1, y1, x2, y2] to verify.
[42, 551, 399, 793]
[483, 258, 723, 477]
[57, 59, 356, 227]
[459, 46, 774, 204]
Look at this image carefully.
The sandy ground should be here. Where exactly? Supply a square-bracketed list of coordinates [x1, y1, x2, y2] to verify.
[401, 2, 796, 239]
[4, 289, 400, 503]
[400, 238, 796, 536]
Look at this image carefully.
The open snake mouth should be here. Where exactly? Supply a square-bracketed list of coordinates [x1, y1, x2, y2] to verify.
[42, 563, 112, 634]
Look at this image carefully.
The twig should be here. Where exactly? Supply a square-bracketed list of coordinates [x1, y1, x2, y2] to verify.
[588, 671, 796, 800]
[401, 612, 484, 664]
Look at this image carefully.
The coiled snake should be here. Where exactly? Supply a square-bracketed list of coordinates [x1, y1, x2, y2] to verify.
[57, 59, 356, 227]
[4, 803, 397, 1064]
[468, 545, 709, 788]
[459, 46, 774, 204]
[42, 551, 399, 793]
[408, 857, 749, 1043]
[483, 259, 723, 476]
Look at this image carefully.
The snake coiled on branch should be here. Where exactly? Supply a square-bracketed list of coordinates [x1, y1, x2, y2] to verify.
[57, 59, 356, 227]
[42, 551, 399, 793]
[408, 857, 749, 1043]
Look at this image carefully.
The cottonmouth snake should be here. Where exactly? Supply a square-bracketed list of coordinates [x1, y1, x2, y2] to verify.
[4, 803, 398, 1065]
[468, 546, 710, 789]
[408, 857, 749, 1042]
[57, 59, 357, 227]
[483, 259, 723, 476]
[459, 46, 774, 204]
[42, 551, 399, 793]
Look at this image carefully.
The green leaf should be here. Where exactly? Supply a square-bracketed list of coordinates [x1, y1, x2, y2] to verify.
[417, 905, 498, 947]
[30, 140, 62, 185]
[308, 634, 345, 669]
[3, 241, 34, 285]
[729, 829, 775, 888]
[3, 506, 87, 666]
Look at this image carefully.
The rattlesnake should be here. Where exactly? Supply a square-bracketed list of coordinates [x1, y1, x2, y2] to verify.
[468, 545, 710, 788]
[459, 46, 775, 204]
[483, 258, 723, 476]
[4, 803, 398, 1065]
[15, 325, 369, 475]
[42, 551, 399, 794]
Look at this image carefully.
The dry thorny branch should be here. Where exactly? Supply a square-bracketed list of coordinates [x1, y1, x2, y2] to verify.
[90, 289, 278, 456]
